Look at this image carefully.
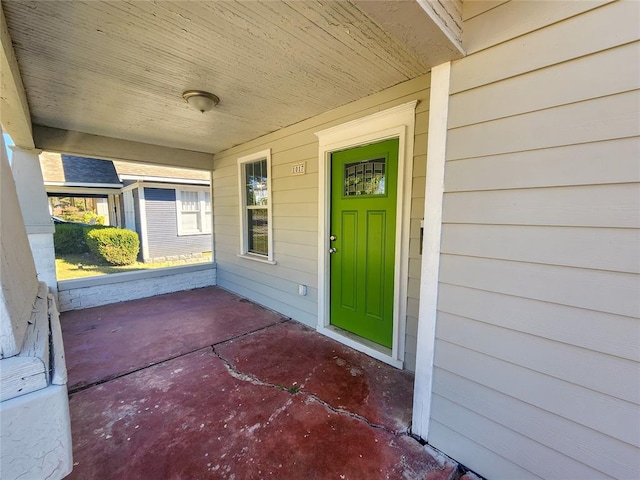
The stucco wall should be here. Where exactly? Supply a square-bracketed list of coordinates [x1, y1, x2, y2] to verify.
[212, 74, 431, 371]
[427, 1, 640, 478]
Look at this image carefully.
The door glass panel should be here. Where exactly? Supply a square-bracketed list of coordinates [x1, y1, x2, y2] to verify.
[344, 158, 386, 196]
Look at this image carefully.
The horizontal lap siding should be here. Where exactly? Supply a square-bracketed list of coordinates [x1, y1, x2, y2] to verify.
[143, 187, 211, 260]
[212, 74, 430, 370]
[430, 1, 640, 479]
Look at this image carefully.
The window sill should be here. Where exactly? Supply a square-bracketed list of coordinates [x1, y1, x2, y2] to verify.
[177, 231, 212, 237]
[237, 253, 276, 265]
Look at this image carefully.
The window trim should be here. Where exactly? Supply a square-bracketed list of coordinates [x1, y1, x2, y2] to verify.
[176, 187, 212, 236]
[237, 149, 275, 263]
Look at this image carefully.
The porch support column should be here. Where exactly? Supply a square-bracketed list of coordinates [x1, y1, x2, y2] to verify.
[10, 147, 57, 294]
[412, 61, 451, 440]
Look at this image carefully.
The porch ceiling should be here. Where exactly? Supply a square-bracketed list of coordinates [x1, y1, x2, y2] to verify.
[2, 0, 437, 156]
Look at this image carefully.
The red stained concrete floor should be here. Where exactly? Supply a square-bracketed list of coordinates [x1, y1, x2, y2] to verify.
[63, 286, 457, 479]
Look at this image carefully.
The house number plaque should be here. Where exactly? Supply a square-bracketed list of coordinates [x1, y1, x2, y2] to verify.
[291, 162, 306, 175]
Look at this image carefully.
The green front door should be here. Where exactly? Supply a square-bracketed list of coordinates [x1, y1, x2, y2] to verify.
[329, 138, 399, 348]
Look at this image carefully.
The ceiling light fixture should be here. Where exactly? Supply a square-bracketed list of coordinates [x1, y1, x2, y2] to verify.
[182, 90, 220, 113]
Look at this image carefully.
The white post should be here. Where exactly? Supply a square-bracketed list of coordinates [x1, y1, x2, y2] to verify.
[0, 133, 40, 358]
[9, 147, 58, 294]
[412, 61, 451, 440]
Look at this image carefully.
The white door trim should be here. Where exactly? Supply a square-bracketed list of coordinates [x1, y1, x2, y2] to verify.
[412, 62, 451, 439]
[315, 101, 418, 369]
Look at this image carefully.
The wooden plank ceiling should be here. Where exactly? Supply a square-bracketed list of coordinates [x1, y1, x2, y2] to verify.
[2, 0, 429, 154]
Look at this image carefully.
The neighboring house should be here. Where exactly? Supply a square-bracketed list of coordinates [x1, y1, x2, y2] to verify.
[40, 152, 121, 226]
[40, 153, 212, 262]
[112, 160, 212, 263]
[1, 1, 638, 480]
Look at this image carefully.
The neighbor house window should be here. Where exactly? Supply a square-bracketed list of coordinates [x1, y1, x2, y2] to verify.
[204, 191, 212, 233]
[176, 188, 212, 235]
[238, 149, 274, 263]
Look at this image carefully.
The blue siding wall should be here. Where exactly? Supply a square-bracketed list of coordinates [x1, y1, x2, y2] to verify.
[143, 187, 211, 260]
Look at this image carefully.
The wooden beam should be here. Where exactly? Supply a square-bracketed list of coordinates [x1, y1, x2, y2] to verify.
[353, 0, 464, 66]
[0, 1, 34, 149]
[33, 126, 214, 171]
[416, 0, 463, 50]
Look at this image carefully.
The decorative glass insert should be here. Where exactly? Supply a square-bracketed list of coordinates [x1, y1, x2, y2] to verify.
[344, 158, 386, 196]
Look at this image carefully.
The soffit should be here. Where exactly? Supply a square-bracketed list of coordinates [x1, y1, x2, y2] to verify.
[3, 0, 430, 155]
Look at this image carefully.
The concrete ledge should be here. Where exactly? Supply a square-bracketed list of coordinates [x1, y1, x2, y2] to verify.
[58, 262, 215, 290]
[57, 263, 217, 311]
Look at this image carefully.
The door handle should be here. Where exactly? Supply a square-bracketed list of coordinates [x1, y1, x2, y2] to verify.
[329, 247, 337, 254]
[330, 235, 337, 241]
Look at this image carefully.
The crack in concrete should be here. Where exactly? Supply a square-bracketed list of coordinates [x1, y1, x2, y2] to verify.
[68, 318, 290, 396]
[214, 317, 291, 348]
[212, 346, 412, 439]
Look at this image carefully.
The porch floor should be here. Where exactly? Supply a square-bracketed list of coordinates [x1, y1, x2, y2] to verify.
[62, 286, 455, 479]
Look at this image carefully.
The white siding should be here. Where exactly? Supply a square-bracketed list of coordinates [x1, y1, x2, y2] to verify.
[212, 75, 430, 370]
[428, 1, 640, 479]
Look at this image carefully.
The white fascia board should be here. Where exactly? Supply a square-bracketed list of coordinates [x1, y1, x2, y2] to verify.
[118, 174, 209, 186]
[135, 181, 209, 191]
[45, 182, 123, 188]
[45, 185, 122, 196]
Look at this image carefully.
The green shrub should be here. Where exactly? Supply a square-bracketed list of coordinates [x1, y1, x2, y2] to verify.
[54, 223, 108, 254]
[86, 228, 140, 265]
[54, 224, 86, 254]
[59, 209, 105, 225]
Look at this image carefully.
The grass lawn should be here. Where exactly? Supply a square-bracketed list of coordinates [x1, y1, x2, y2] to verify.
[56, 253, 212, 281]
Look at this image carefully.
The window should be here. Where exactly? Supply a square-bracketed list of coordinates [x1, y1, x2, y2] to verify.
[176, 188, 212, 235]
[204, 191, 212, 233]
[238, 149, 274, 263]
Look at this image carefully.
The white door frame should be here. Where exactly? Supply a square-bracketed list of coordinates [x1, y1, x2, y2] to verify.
[315, 101, 417, 368]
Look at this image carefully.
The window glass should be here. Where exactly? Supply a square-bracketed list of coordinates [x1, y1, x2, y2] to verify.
[247, 208, 268, 255]
[204, 192, 212, 232]
[344, 158, 386, 196]
[181, 191, 200, 211]
[181, 211, 200, 232]
[245, 159, 268, 206]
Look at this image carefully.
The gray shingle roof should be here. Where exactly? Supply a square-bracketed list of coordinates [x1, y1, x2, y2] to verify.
[61, 155, 121, 184]
[40, 152, 121, 185]
[40, 152, 209, 184]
